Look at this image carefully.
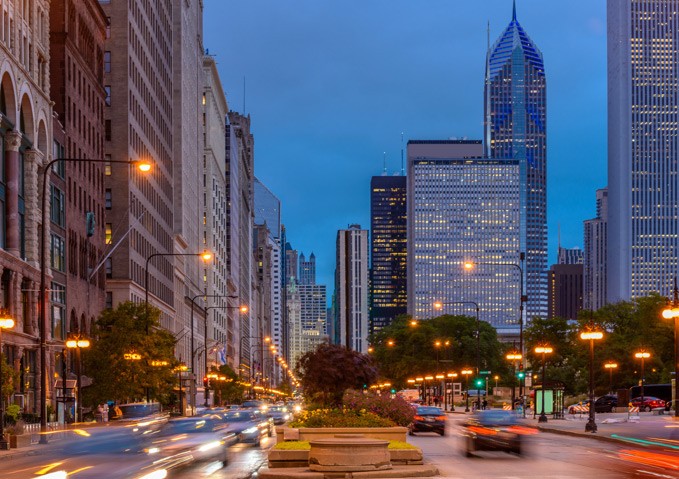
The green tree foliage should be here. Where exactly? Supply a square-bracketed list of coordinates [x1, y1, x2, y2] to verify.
[369, 315, 509, 388]
[208, 364, 246, 405]
[295, 343, 378, 406]
[1, 352, 19, 404]
[82, 302, 177, 408]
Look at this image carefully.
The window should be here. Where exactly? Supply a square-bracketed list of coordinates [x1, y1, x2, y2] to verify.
[104, 51, 111, 73]
[50, 186, 65, 226]
[52, 141, 65, 177]
[104, 154, 112, 175]
[105, 223, 112, 244]
[105, 257, 112, 278]
[105, 189, 112, 209]
[104, 85, 111, 106]
[50, 234, 65, 272]
[105, 291, 113, 309]
[51, 282, 66, 340]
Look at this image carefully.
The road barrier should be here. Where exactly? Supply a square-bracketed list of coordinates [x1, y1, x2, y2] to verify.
[569, 404, 589, 414]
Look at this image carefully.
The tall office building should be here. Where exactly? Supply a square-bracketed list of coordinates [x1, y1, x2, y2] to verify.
[557, 247, 584, 265]
[547, 264, 583, 320]
[299, 252, 316, 285]
[335, 225, 369, 352]
[370, 175, 407, 334]
[584, 188, 608, 310]
[285, 243, 299, 284]
[485, 2, 548, 321]
[407, 141, 521, 333]
[608, 1, 679, 301]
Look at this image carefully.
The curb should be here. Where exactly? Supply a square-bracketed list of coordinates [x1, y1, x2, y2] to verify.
[530, 424, 629, 446]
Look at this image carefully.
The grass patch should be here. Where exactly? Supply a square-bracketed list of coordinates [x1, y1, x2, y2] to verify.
[273, 440, 417, 451]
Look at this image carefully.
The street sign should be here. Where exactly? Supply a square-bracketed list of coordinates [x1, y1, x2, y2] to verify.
[479, 370, 491, 375]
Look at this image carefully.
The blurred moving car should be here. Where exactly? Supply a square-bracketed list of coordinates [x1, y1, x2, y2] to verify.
[146, 417, 233, 470]
[221, 410, 266, 446]
[408, 406, 446, 436]
[462, 409, 525, 457]
[630, 396, 666, 412]
[241, 399, 266, 410]
[593, 395, 618, 413]
[251, 409, 275, 437]
[267, 405, 291, 425]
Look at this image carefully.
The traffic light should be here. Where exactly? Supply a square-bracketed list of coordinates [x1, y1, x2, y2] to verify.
[203, 376, 209, 387]
[475, 378, 484, 388]
[390, 388, 396, 394]
[516, 371, 525, 379]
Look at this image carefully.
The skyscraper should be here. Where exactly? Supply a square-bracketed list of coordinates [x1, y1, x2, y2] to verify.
[299, 252, 316, 285]
[335, 225, 369, 352]
[370, 175, 407, 334]
[485, 1, 548, 321]
[584, 188, 608, 310]
[608, 1, 679, 301]
[406, 141, 521, 333]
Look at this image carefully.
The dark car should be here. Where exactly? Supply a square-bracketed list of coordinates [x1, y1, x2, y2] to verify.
[631, 396, 666, 412]
[267, 405, 292, 425]
[221, 410, 266, 446]
[408, 406, 446, 436]
[462, 409, 524, 457]
[251, 409, 275, 437]
[594, 394, 618, 413]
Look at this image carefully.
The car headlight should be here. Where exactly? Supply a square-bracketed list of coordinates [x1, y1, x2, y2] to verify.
[147, 447, 161, 455]
[197, 440, 222, 452]
[294, 405, 302, 412]
[243, 427, 259, 434]
[283, 414, 290, 420]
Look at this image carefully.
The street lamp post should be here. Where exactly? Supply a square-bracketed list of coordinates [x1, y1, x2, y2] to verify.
[661, 277, 679, 418]
[447, 372, 458, 411]
[424, 376, 434, 405]
[604, 362, 618, 394]
[239, 335, 270, 390]
[39, 157, 151, 442]
[415, 377, 424, 403]
[65, 336, 90, 423]
[580, 330, 604, 433]
[461, 369, 473, 412]
[434, 300, 480, 388]
[634, 351, 650, 405]
[506, 351, 522, 410]
[0, 311, 15, 450]
[535, 346, 553, 423]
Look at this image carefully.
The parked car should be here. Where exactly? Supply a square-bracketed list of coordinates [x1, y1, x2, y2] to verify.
[630, 396, 666, 412]
[145, 417, 233, 470]
[593, 395, 618, 413]
[462, 409, 523, 457]
[267, 406, 291, 425]
[408, 406, 446, 436]
[221, 410, 266, 446]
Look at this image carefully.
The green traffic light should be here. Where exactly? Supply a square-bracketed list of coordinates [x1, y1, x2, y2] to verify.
[475, 379, 483, 387]
[517, 372, 525, 379]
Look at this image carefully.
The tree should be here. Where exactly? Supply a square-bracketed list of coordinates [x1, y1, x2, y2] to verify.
[83, 302, 178, 408]
[295, 343, 378, 406]
[208, 364, 246, 405]
[1, 352, 19, 406]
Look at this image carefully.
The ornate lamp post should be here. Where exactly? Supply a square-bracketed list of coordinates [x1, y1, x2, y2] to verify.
[447, 372, 458, 411]
[604, 362, 618, 394]
[535, 345, 553, 423]
[634, 351, 651, 405]
[39, 158, 151, 442]
[461, 369, 473, 412]
[580, 330, 604, 433]
[0, 311, 15, 450]
[65, 336, 90, 423]
[661, 278, 679, 418]
[506, 350, 522, 411]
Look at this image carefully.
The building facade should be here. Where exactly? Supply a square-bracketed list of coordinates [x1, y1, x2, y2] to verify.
[557, 247, 583, 265]
[584, 188, 608, 310]
[608, 0, 679, 301]
[406, 140, 521, 334]
[485, 3, 548, 321]
[299, 252, 315, 286]
[369, 175, 407, 335]
[334, 225, 369, 352]
[547, 263, 583, 320]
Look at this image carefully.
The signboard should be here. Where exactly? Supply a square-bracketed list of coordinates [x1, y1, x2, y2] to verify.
[479, 370, 491, 375]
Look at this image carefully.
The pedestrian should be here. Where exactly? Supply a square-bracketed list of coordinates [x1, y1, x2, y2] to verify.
[96, 404, 104, 422]
[482, 399, 488, 410]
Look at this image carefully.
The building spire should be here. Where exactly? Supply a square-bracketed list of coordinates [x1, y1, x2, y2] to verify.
[512, 0, 517, 21]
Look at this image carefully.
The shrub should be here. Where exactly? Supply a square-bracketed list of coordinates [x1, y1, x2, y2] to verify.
[273, 440, 417, 450]
[342, 390, 415, 427]
[289, 408, 396, 428]
[5, 404, 20, 423]
[6, 419, 25, 435]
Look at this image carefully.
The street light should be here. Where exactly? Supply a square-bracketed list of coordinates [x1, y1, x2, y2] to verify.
[424, 375, 434, 405]
[604, 362, 618, 394]
[447, 372, 458, 411]
[535, 346, 553, 423]
[634, 351, 651, 405]
[661, 277, 679, 418]
[580, 330, 604, 433]
[39, 157, 151, 442]
[461, 369, 473, 412]
[506, 350, 522, 411]
[65, 336, 90, 423]
[463, 257, 526, 397]
[0, 311, 15, 450]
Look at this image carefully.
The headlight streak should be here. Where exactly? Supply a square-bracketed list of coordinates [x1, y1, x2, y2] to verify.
[243, 427, 259, 434]
[197, 440, 221, 452]
[33, 472, 67, 479]
[135, 470, 168, 479]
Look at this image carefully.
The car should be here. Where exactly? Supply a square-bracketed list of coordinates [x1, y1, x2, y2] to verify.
[220, 410, 266, 446]
[631, 396, 666, 412]
[462, 409, 523, 457]
[145, 417, 233, 470]
[241, 400, 266, 410]
[267, 405, 292, 425]
[251, 409, 275, 437]
[593, 395, 618, 413]
[408, 406, 446, 436]
[567, 399, 591, 414]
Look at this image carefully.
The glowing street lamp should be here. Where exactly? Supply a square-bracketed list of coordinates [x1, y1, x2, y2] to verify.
[634, 351, 651, 404]
[535, 346, 553, 423]
[66, 336, 91, 423]
[661, 278, 679, 418]
[580, 329, 604, 433]
[604, 362, 618, 393]
[461, 369, 473, 412]
[447, 372, 458, 411]
[0, 311, 15, 450]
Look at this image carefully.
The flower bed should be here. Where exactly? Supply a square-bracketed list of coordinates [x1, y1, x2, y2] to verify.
[289, 408, 396, 428]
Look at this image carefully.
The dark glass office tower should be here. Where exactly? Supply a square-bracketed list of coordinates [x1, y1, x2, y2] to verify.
[485, 1, 547, 322]
[370, 175, 407, 335]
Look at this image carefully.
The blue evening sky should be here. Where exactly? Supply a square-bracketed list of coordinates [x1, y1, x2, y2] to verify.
[203, 0, 607, 291]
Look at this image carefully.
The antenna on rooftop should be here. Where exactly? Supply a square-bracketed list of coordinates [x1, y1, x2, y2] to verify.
[382, 151, 387, 175]
[401, 132, 405, 176]
[243, 76, 246, 113]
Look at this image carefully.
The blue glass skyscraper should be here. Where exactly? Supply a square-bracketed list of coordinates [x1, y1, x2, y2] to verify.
[484, 1, 548, 323]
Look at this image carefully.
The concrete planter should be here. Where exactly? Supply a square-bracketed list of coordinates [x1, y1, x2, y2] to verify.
[268, 447, 423, 468]
[308, 437, 391, 472]
[293, 427, 408, 443]
[9, 434, 31, 448]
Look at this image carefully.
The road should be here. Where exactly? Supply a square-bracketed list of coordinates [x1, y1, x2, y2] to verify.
[409, 415, 679, 478]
